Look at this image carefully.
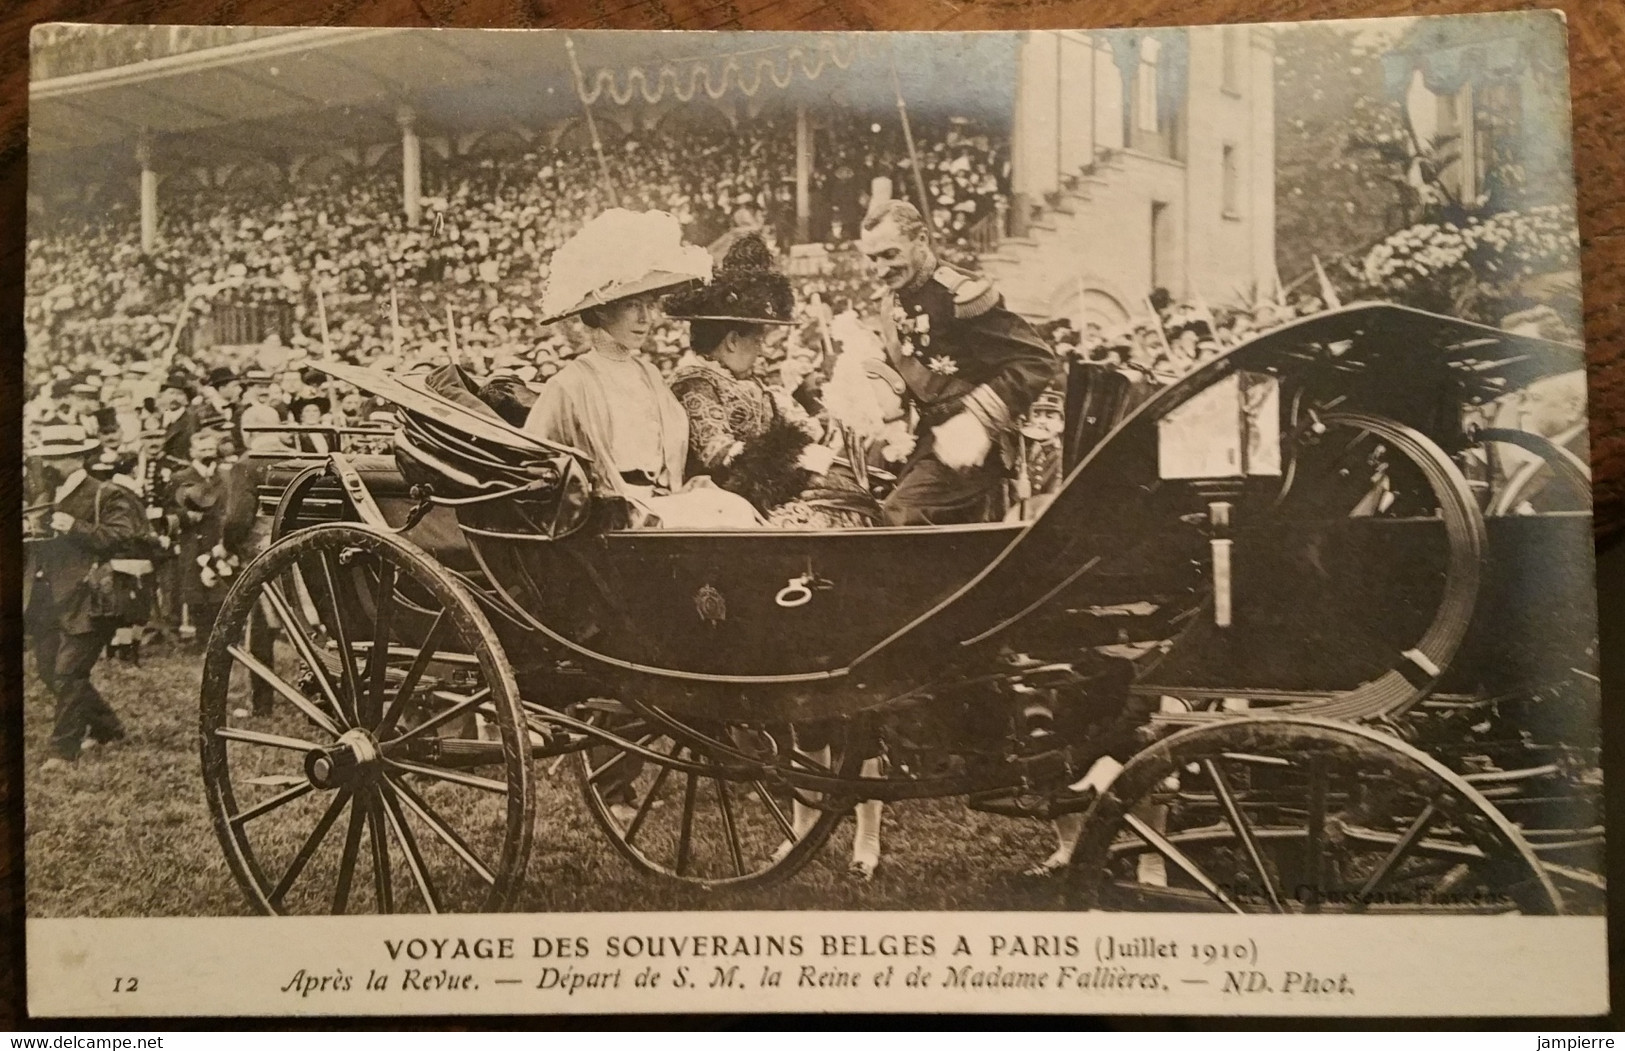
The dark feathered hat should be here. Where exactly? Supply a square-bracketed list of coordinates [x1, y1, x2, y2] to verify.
[664, 234, 795, 326]
[290, 394, 330, 419]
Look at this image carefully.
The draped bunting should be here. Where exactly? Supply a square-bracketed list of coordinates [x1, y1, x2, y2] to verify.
[575, 37, 862, 107]
[1107, 28, 1189, 132]
[1381, 36, 1529, 101]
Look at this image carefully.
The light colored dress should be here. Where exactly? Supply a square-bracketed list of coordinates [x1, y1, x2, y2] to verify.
[524, 328, 689, 498]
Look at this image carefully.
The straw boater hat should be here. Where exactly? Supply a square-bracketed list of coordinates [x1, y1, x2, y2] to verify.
[31, 422, 99, 458]
[539, 209, 713, 325]
[663, 233, 795, 326]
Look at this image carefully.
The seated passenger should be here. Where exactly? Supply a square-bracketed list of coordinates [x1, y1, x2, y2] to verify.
[664, 235, 833, 519]
[524, 209, 707, 500]
[524, 211, 757, 529]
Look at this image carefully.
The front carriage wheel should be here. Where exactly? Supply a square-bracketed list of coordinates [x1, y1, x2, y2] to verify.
[1069, 716, 1562, 915]
[200, 523, 534, 914]
[576, 709, 857, 889]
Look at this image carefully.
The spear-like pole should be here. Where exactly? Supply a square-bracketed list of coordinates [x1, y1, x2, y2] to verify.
[316, 283, 344, 426]
[887, 38, 937, 247]
[445, 303, 462, 372]
[390, 285, 403, 361]
[565, 36, 620, 208]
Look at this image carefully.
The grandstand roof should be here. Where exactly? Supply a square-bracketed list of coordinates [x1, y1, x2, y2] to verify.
[31, 28, 1015, 170]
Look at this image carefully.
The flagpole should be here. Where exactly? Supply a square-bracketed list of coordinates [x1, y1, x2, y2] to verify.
[445, 303, 461, 371]
[887, 38, 937, 247]
[1312, 254, 1344, 310]
[566, 36, 621, 208]
[390, 285, 403, 361]
[316, 283, 342, 426]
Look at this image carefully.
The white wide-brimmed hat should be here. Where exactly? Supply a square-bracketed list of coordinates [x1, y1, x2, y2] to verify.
[31, 422, 99, 457]
[539, 209, 712, 325]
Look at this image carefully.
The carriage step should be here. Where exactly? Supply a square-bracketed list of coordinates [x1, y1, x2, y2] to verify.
[967, 785, 1099, 820]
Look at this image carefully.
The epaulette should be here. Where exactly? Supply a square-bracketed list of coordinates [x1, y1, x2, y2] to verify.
[933, 264, 1000, 319]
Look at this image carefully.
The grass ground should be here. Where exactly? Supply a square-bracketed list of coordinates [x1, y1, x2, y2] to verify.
[24, 643, 1071, 917]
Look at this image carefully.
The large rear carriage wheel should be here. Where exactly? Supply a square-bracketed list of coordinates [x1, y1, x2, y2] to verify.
[1070, 716, 1562, 915]
[577, 709, 856, 889]
[201, 523, 533, 913]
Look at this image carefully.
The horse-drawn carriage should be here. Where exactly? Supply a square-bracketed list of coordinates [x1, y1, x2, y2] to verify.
[198, 303, 1602, 916]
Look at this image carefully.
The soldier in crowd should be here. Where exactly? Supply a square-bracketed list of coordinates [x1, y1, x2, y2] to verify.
[238, 369, 294, 454]
[856, 200, 1058, 525]
[201, 366, 245, 445]
[156, 370, 202, 469]
[167, 428, 235, 644]
[26, 423, 148, 769]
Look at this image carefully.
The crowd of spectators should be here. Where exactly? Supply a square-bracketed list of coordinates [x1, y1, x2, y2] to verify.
[1040, 290, 1335, 386]
[26, 106, 1010, 397]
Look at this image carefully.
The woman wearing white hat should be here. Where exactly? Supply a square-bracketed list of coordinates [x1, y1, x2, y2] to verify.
[524, 210, 711, 503]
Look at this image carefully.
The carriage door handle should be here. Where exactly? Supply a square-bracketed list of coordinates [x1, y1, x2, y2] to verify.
[776, 571, 833, 608]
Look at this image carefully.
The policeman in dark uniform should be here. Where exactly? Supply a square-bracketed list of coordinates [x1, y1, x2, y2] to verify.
[858, 200, 1057, 525]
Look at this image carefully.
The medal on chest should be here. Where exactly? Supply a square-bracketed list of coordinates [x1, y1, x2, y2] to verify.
[890, 301, 932, 358]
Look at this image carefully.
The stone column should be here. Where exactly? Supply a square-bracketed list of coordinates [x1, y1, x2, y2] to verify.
[397, 104, 422, 227]
[136, 136, 158, 253]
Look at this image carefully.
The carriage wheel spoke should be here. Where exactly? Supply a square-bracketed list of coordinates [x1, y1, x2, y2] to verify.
[753, 780, 796, 841]
[317, 549, 363, 726]
[675, 771, 699, 877]
[230, 781, 314, 827]
[1201, 758, 1286, 913]
[385, 758, 507, 794]
[1123, 813, 1244, 915]
[377, 612, 450, 739]
[378, 782, 440, 913]
[1357, 797, 1443, 902]
[387, 688, 494, 746]
[365, 789, 395, 913]
[387, 775, 496, 885]
[332, 798, 367, 915]
[623, 757, 676, 848]
[228, 644, 342, 739]
[262, 583, 348, 728]
[714, 778, 745, 878]
[1304, 758, 1327, 913]
[270, 787, 353, 907]
[215, 726, 318, 752]
[363, 562, 398, 727]
[589, 735, 659, 782]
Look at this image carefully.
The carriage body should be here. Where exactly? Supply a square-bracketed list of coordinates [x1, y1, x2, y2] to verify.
[207, 303, 1600, 914]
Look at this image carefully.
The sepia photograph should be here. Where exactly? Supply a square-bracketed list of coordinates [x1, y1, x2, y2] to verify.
[18, 12, 1607, 1016]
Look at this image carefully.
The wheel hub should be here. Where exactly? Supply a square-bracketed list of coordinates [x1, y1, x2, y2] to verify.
[305, 728, 382, 789]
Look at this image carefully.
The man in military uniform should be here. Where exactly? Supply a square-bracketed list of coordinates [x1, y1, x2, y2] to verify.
[858, 200, 1058, 525]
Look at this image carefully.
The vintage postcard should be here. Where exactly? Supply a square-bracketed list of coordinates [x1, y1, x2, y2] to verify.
[22, 14, 1605, 1017]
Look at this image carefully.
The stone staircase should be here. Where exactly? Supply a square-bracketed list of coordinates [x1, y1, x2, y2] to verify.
[972, 149, 1153, 324]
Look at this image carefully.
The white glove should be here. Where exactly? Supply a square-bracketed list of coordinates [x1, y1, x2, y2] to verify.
[49, 512, 75, 534]
[931, 412, 992, 471]
[797, 443, 836, 475]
